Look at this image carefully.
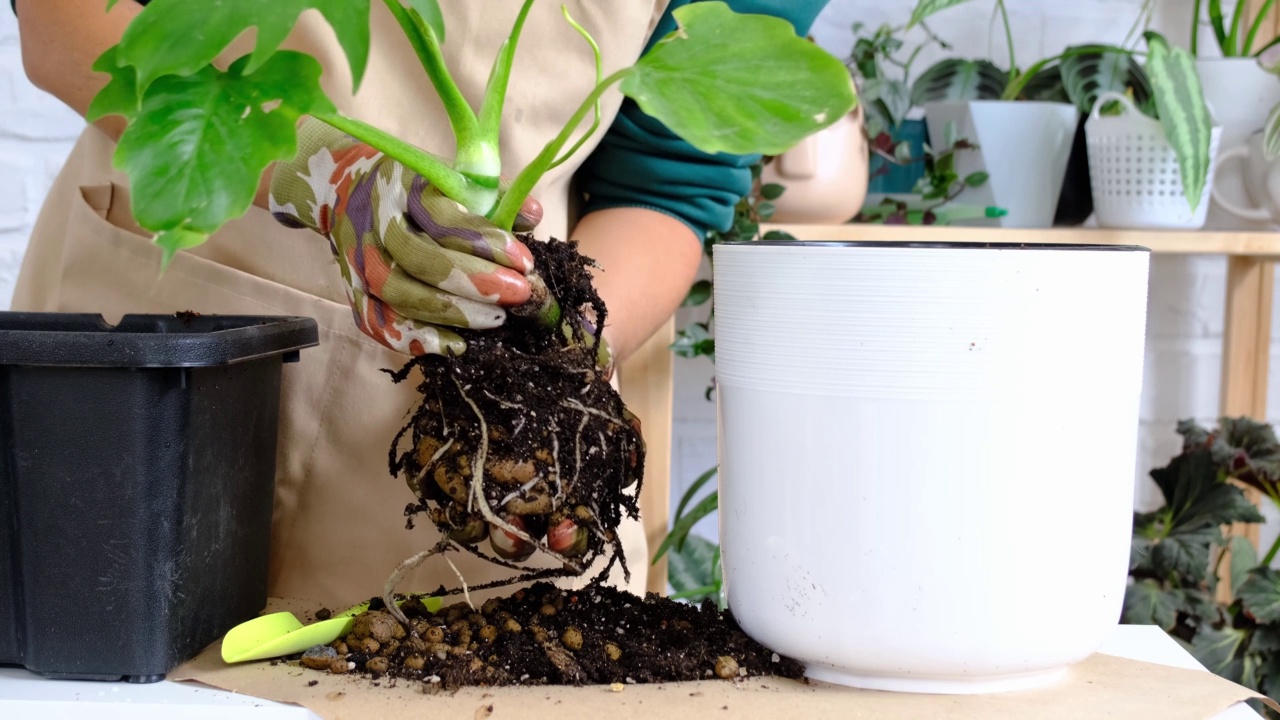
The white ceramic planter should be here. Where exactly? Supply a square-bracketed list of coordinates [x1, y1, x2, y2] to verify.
[759, 107, 869, 224]
[922, 101, 1078, 228]
[1196, 58, 1280, 231]
[712, 240, 1150, 694]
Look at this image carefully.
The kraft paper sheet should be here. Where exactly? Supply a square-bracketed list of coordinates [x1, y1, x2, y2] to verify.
[170, 599, 1277, 720]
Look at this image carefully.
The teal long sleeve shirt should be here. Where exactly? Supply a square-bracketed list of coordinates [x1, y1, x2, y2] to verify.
[575, 0, 832, 239]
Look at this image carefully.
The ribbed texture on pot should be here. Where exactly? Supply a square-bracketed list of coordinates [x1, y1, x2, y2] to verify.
[712, 243, 1151, 399]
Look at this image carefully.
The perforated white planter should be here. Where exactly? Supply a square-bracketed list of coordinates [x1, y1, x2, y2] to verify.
[1085, 92, 1222, 229]
[712, 240, 1150, 695]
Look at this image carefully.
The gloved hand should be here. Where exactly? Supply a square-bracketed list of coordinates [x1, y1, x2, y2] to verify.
[267, 118, 543, 357]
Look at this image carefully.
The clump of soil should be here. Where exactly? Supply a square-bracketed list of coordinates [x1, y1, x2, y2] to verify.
[384, 237, 645, 599]
[349, 239, 799, 692]
[299, 581, 805, 689]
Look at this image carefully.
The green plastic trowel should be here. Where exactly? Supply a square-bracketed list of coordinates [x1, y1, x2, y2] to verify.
[221, 595, 443, 664]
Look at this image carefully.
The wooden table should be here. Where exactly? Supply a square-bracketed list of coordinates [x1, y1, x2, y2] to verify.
[764, 224, 1280, 594]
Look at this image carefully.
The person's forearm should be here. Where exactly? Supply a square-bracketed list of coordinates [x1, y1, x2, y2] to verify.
[15, 0, 143, 142]
[570, 207, 703, 367]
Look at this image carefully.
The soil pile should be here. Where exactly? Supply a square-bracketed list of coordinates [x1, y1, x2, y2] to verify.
[300, 581, 806, 689]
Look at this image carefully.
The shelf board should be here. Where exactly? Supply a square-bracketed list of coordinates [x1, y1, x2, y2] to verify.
[762, 223, 1280, 258]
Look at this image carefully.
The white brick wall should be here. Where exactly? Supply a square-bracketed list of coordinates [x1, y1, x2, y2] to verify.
[1, 3, 1277, 552]
[0, 9, 85, 307]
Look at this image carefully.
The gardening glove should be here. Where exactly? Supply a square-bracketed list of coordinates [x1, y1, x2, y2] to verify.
[268, 118, 543, 357]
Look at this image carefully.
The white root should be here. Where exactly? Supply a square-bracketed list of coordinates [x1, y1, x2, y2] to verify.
[572, 413, 588, 493]
[482, 389, 526, 411]
[499, 476, 542, 508]
[453, 378, 586, 574]
[424, 437, 454, 468]
[561, 397, 626, 426]
[382, 543, 448, 626]
[443, 547, 474, 611]
[550, 431, 563, 501]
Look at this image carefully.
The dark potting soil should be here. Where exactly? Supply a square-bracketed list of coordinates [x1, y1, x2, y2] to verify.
[298, 581, 806, 689]
[386, 237, 645, 592]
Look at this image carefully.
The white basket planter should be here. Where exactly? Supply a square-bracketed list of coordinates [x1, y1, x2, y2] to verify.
[713, 240, 1150, 694]
[1085, 92, 1222, 229]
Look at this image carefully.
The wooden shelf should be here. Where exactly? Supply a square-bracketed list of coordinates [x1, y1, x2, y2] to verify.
[763, 224, 1280, 259]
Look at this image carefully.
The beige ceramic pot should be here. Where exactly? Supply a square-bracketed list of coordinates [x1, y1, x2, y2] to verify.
[759, 106, 869, 224]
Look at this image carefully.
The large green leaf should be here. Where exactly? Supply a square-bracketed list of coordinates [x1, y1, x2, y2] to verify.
[907, 0, 975, 29]
[1240, 568, 1280, 624]
[1233, 535, 1262, 595]
[1202, 417, 1280, 495]
[651, 492, 719, 564]
[910, 59, 1007, 105]
[1264, 102, 1280, 160]
[1058, 45, 1153, 116]
[668, 534, 719, 596]
[1251, 624, 1280, 655]
[1018, 63, 1069, 103]
[86, 46, 141, 122]
[1150, 448, 1265, 531]
[620, 1, 858, 156]
[1190, 624, 1249, 681]
[1149, 526, 1221, 583]
[407, 0, 446, 43]
[1122, 579, 1180, 630]
[113, 0, 371, 93]
[111, 51, 336, 264]
[1144, 31, 1214, 212]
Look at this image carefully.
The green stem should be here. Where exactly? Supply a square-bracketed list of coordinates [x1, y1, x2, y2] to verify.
[1123, 0, 1155, 49]
[1192, 0, 1203, 55]
[997, 0, 1016, 73]
[489, 67, 633, 230]
[1245, 0, 1277, 55]
[548, 6, 604, 171]
[1264, 532, 1280, 567]
[1209, 0, 1231, 55]
[379, 0, 479, 151]
[477, 0, 537, 148]
[312, 111, 484, 211]
[1227, 0, 1248, 56]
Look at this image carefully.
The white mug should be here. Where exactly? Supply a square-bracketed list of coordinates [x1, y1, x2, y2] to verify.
[1211, 130, 1280, 227]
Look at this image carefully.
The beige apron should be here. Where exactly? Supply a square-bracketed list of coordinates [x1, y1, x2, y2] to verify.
[12, 0, 670, 609]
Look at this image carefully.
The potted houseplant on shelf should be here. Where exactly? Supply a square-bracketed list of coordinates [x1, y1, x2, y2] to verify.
[846, 11, 952, 204]
[39, 0, 861, 688]
[1189, 0, 1280, 229]
[1082, 33, 1222, 229]
[908, 0, 1082, 228]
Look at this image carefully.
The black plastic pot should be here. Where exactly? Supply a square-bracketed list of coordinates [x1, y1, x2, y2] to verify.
[0, 313, 319, 682]
[1054, 113, 1094, 226]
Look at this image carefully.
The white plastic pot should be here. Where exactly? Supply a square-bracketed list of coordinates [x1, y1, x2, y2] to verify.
[921, 101, 1078, 228]
[1196, 57, 1280, 231]
[1085, 92, 1223, 229]
[712, 240, 1150, 694]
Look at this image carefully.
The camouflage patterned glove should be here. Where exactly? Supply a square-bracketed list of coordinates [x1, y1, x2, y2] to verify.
[268, 118, 542, 357]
